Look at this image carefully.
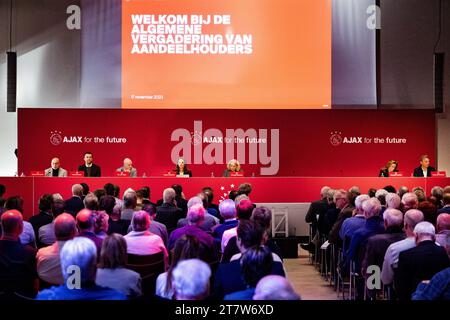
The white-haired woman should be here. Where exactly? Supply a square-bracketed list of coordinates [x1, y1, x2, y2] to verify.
[222, 159, 243, 177]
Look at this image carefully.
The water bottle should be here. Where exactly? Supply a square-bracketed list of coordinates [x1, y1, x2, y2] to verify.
[211, 172, 215, 177]
[252, 172, 255, 178]
[142, 172, 147, 178]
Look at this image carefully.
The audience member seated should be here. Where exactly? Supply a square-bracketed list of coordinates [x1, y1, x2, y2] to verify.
[397, 186, 409, 200]
[401, 192, 418, 213]
[253, 275, 301, 300]
[362, 209, 405, 275]
[171, 184, 188, 216]
[418, 201, 437, 225]
[106, 204, 130, 236]
[124, 210, 168, 267]
[395, 222, 450, 300]
[437, 193, 450, 214]
[36, 237, 126, 300]
[156, 235, 201, 299]
[3, 196, 35, 247]
[64, 184, 84, 217]
[76, 209, 103, 255]
[36, 213, 77, 285]
[329, 190, 354, 247]
[0, 210, 37, 299]
[155, 188, 184, 234]
[169, 204, 216, 263]
[96, 234, 141, 298]
[212, 199, 238, 242]
[121, 189, 137, 220]
[430, 186, 444, 209]
[38, 199, 65, 247]
[83, 193, 99, 211]
[386, 193, 401, 210]
[0, 184, 6, 207]
[94, 211, 109, 240]
[224, 246, 274, 300]
[213, 220, 285, 299]
[171, 259, 211, 300]
[29, 194, 54, 239]
[140, 186, 157, 208]
[221, 199, 254, 254]
[322, 190, 341, 239]
[237, 183, 253, 198]
[413, 187, 426, 203]
[412, 267, 450, 300]
[435, 213, 450, 247]
[141, 204, 169, 248]
[339, 195, 370, 251]
[202, 187, 220, 216]
[381, 209, 424, 286]
[177, 195, 219, 232]
[93, 189, 106, 203]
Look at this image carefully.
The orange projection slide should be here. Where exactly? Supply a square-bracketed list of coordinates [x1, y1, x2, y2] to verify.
[122, 0, 331, 109]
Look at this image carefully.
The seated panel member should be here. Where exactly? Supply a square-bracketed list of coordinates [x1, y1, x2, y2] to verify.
[378, 160, 398, 177]
[78, 152, 101, 177]
[116, 158, 137, 177]
[175, 158, 192, 177]
[223, 159, 243, 177]
[413, 154, 436, 177]
[44, 157, 68, 177]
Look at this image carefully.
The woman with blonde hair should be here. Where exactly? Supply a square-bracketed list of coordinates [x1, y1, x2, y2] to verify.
[223, 159, 243, 177]
[379, 160, 398, 177]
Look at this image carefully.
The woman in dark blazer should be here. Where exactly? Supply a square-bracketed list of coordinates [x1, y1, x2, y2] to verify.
[175, 158, 192, 177]
[222, 159, 243, 177]
[379, 160, 398, 177]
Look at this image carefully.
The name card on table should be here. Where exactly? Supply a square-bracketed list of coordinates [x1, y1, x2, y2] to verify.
[389, 171, 404, 177]
[431, 171, 446, 177]
[30, 171, 45, 176]
[69, 171, 84, 177]
[176, 174, 190, 178]
[115, 171, 130, 177]
[163, 171, 176, 177]
[229, 171, 244, 177]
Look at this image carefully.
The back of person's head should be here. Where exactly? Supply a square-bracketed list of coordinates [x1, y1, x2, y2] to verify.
[375, 189, 388, 206]
[348, 186, 360, 197]
[229, 190, 239, 201]
[237, 220, 264, 251]
[163, 188, 176, 203]
[354, 194, 370, 214]
[0, 184, 6, 198]
[0, 210, 23, 236]
[236, 199, 254, 220]
[72, 184, 83, 197]
[385, 193, 401, 209]
[172, 259, 211, 300]
[431, 186, 444, 200]
[251, 207, 272, 232]
[397, 186, 409, 199]
[414, 221, 436, 242]
[76, 209, 95, 232]
[383, 209, 404, 229]
[38, 194, 53, 212]
[404, 209, 425, 233]
[4, 196, 24, 213]
[196, 192, 209, 209]
[383, 185, 396, 194]
[413, 187, 426, 202]
[51, 199, 66, 217]
[202, 187, 214, 202]
[54, 213, 77, 241]
[135, 189, 144, 202]
[60, 237, 97, 284]
[402, 192, 419, 211]
[123, 189, 137, 209]
[241, 246, 273, 288]
[320, 186, 331, 198]
[103, 183, 115, 196]
[171, 184, 183, 197]
[131, 210, 150, 232]
[83, 193, 99, 211]
[112, 205, 121, 219]
[253, 275, 301, 300]
[418, 201, 437, 225]
[238, 183, 252, 196]
[362, 197, 381, 218]
[141, 186, 150, 199]
[444, 186, 450, 194]
[93, 189, 106, 202]
[187, 204, 206, 225]
[93, 210, 109, 234]
[234, 194, 249, 205]
[113, 185, 120, 198]
[99, 234, 127, 269]
[142, 204, 156, 217]
[436, 213, 450, 233]
[99, 195, 116, 215]
[368, 188, 377, 198]
[80, 183, 89, 196]
[219, 199, 237, 220]
[187, 196, 203, 209]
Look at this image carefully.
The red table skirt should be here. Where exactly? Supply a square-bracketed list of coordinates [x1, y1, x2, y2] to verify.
[0, 176, 449, 219]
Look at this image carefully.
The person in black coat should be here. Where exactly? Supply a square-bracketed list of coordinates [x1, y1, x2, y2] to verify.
[412, 154, 436, 177]
[155, 188, 184, 234]
[64, 184, 85, 217]
[394, 222, 450, 300]
[175, 158, 192, 177]
[378, 160, 398, 177]
[78, 152, 101, 177]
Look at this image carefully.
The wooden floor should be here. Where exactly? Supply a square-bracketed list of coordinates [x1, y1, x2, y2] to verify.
[284, 248, 339, 300]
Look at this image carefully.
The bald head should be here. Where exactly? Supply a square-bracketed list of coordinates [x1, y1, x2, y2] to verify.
[1, 210, 23, 238]
[76, 209, 94, 232]
[51, 157, 61, 170]
[163, 188, 176, 204]
[54, 213, 77, 241]
[437, 213, 450, 233]
[253, 275, 301, 300]
[132, 210, 150, 231]
[72, 184, 83, 197]
[123, 158, 132, 170]
[404, 209, 424, 236]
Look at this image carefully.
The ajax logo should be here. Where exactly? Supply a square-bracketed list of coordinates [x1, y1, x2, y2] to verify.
[190, 131, 203, 146]
[330, 131, 343, 147]
[50, 131, 63, 146]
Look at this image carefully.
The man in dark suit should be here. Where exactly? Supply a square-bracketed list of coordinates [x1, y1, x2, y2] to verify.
[155, 188, 184, 234]
[78, 152, 101, 177]
[413, 154, 436, 177]
[29, 194, 54, 239]
[395, 221, 450, 300]
[64, 184, 85, 217]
